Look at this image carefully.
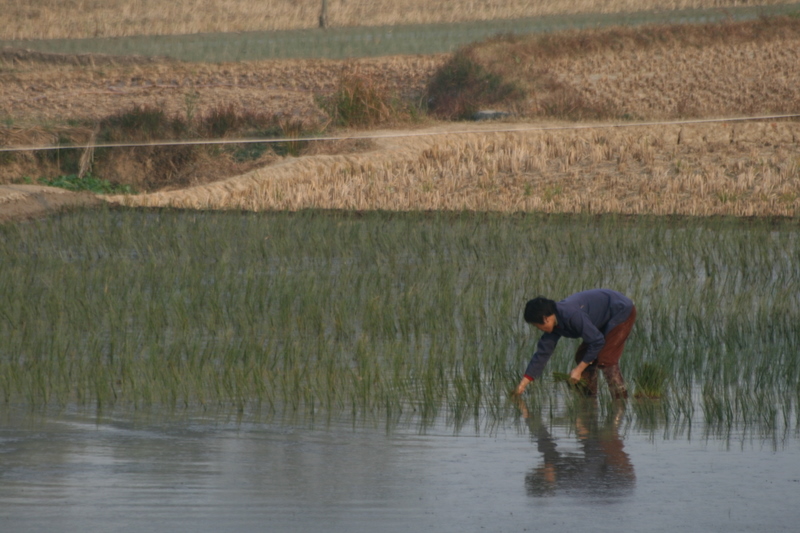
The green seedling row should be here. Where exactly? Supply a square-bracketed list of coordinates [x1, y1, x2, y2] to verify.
[1, 209, 798, 437]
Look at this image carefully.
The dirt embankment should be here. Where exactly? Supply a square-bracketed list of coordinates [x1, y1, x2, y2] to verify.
[0, 184, 102, 222]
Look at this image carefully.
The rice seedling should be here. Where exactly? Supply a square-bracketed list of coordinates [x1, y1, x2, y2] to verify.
[632, 362, 669, 399]
[552, 372, 592, 396]
[1, 209, 798, 437]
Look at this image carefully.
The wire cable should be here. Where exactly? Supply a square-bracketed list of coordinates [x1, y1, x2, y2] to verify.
[1, 113, 798, 153]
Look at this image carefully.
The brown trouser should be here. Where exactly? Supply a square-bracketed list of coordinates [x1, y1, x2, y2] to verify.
[574, 306, 637, 399]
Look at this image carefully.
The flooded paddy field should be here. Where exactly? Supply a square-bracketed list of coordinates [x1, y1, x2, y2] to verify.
[2, 208, 799, 530]
[2, 405, 800, 533]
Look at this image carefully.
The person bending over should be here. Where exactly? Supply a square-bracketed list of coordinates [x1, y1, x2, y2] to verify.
[515, 289, 636, 400]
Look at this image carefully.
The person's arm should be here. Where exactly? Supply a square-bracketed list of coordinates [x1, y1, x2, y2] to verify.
[516, 333, 560, 395]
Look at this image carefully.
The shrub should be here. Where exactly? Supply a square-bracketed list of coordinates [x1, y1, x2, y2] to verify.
[201, 103, 245, 138]
[98, 104, 188, 142]
[425, 48, 525, 120]
[91, 105, 197, 189]
[199, 103, 279, 138]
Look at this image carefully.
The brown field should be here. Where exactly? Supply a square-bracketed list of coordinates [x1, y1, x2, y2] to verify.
[3, 0, 793, 40]
[0, 51, 441, 127]
[1, 17, 799, 219]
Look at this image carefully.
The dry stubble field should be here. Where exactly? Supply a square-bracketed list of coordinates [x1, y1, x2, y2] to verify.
[1, 14, 799, 219]
[4, 0, 795, 40]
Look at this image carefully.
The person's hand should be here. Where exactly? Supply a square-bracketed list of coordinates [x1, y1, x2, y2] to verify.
[514, 376, 532, 396]
[569, 362, 590, 384]
[512, 377, 532, 418]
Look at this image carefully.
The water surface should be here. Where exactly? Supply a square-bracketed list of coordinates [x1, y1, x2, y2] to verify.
[2, 406, 798, 533]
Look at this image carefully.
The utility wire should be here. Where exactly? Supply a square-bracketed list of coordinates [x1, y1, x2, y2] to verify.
[1, 113, 798, 153]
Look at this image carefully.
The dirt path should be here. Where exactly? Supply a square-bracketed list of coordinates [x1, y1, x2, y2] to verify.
[0, 184, 103, 222]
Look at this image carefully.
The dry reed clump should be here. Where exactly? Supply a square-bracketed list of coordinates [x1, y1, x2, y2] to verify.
[108, 121, 800, 217]
[317, 72, 405, 128]
[4, 0, 795, 40]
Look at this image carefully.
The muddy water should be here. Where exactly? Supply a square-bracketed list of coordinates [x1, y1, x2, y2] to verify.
[2, 407, 799, 533]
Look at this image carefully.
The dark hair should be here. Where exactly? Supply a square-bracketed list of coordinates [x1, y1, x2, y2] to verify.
[524, 297, 557, 324]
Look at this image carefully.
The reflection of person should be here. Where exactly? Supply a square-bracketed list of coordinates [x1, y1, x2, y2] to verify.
[524, 404, 636, 499]
[514, 289, 636, 399]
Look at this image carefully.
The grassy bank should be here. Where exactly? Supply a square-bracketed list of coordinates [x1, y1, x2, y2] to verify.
[1, 209, 797, 435]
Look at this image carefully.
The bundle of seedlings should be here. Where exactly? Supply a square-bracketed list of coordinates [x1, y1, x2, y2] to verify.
[552, 372, 593, 396]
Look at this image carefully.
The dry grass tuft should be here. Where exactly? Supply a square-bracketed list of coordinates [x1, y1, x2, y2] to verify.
[318, 72, 401, 127]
